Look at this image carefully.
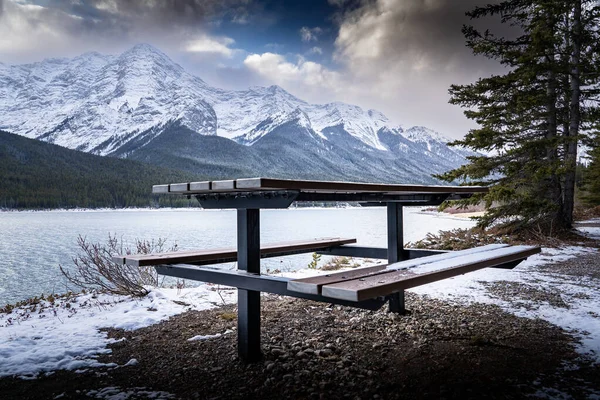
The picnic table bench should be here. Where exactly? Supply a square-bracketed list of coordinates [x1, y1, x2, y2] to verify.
[115, 177, 540, 362]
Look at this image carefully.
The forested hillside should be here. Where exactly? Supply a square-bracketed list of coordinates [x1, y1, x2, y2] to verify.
[0, 130, 200, 209]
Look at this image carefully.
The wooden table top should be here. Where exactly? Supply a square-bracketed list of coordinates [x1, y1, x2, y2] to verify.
[152, 177, 488, 196]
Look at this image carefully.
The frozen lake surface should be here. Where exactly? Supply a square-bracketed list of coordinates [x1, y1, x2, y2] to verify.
[0, 207, 475, 305]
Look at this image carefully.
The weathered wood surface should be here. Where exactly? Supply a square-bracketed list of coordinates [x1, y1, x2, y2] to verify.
[317, 245, 541, 302]
[113, 237, 357, 267]
[287, 265, 390, 295]
[152, 177, 488, 195]
[287, 244, 509, 295]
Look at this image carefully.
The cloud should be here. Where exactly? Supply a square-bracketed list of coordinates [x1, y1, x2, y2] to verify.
[0, 0, 251, 63]
[299, 26, 323, 42]
[72, 0, 245, 28]
[0, 1, 91, 58]
[239, 0, 509, 139]
[184, 35, 237, 57]
[326, 0, 508, 137]
[243, 52, 343, 101]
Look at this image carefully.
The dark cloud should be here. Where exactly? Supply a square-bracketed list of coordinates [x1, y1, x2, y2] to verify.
[36, 0, 253, 37]
[335, 0, 509, 79]
[88, 0, 224, 26]
[323, 0, 514, 137]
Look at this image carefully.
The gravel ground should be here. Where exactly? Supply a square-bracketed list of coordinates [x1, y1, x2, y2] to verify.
[1, 252, 599, 400]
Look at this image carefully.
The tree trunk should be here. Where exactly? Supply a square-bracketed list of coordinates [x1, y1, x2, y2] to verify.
[546, 63, 563, 229]
[564, 0, 582, 228]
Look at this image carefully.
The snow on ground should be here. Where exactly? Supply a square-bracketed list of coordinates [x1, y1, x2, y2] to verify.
[576, 219, 600, 241]
[1, 239, 598, 380]
[0, 285, 236, 379]
[411, 245, 600, 361]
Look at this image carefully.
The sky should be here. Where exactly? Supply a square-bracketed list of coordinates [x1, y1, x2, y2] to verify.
[0, 0, 507, 139]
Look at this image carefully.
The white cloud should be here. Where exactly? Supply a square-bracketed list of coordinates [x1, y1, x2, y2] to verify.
[0, 1, 83, 57]
[308, 46, 323, 55]
[184, 35, 237, 57]
[299, 26, 322, 42]
[243, 52, 343, 101]
[0, 0, 250, 63]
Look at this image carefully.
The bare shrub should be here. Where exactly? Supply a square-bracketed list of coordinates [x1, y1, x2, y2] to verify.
[59, 234, 177, 297]
[320, 256, 360, 271]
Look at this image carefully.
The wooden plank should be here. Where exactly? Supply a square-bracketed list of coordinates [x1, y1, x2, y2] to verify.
[212, 180, 235, 190]
[114, 237, 357, 267]
[386, 244, 509, 271]
[189, 181, 211, 191]
[152, 184, 169, 194]
[169, 183, 189, 193]
[287, 265, 389, 295]
[321, 246, 541, 302]
[234, 177, 488, 194]
[287, 244, 508, 295]
[153, 177, 488, 195]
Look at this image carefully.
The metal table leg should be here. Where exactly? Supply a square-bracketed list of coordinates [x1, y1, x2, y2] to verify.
[387, 203, 407, 314]
[237, 208, 262, 362]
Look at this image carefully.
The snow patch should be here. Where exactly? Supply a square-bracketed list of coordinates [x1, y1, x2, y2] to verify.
[0, 285, 236, 378]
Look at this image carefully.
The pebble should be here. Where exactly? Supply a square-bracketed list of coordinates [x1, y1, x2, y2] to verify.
[270, 348, 285, 356]
[319, 348, 333, 357]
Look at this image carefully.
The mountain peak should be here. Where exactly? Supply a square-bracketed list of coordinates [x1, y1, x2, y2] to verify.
[404, 126, 450, 144]
[119, 43, 175, 64]
[267, 85, 285, 93]
[125, 43, 163, 55]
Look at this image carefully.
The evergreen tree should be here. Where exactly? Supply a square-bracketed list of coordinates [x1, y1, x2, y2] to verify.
[437, 0, 600, 233]
[581, 133, 600, 206]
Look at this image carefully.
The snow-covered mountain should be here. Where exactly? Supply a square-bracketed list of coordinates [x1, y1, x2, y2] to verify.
[0, 44, 470, 183]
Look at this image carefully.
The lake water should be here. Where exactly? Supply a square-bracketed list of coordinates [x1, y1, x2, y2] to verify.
[0, 208, 476, 306]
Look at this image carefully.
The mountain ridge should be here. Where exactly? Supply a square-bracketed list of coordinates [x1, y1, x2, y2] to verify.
[0, 130, 199, 209]
[0, 43, 471, 184]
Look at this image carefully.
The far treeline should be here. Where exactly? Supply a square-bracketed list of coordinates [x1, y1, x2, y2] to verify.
[438, 0, 600, 233]
[0, 130, 201, 209]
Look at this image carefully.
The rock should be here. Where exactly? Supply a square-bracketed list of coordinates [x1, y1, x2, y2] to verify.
[319, 348, 334, 357]
[271, 348, 285, 357]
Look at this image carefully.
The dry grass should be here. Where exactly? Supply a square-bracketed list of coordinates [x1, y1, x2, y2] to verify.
[320, 256, 361, 271]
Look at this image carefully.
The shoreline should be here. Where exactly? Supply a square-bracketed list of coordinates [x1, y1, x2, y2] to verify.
[0, 204, 361, 213]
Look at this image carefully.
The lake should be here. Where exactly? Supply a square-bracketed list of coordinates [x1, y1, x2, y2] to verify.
[0, 208, 476, 306]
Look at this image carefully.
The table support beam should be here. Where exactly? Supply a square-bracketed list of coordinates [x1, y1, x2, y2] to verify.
[387, 203, 408, 314]
[237, 209, 261, 363]
[154, 265, 387, 310]
[317, 246, 447, 260]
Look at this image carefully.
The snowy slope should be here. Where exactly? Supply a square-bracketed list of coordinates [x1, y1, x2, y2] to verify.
[0, 44, 471, 182]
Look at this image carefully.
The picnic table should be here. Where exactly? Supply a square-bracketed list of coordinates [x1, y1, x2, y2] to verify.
[115, 177, 540, 362]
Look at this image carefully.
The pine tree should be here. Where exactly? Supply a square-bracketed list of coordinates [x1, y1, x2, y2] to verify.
[437, 0, 600, 233]
[581, 133, 600, 206]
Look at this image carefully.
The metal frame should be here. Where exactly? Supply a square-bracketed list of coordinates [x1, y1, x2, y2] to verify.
[237, 209, 261, 362]
[152, 185, 480, 362]
[154, 264, 387, 310]
[316, 246, 447, 260]
[197, 191, 299, 209]
[387, 203, 407, 313]
[195, 190, 454, 210]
